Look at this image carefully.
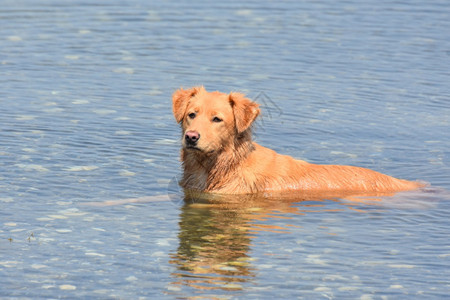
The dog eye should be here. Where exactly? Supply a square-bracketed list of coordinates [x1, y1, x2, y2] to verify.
[212, 116, 222, 123]
[188, 112, 196, 119]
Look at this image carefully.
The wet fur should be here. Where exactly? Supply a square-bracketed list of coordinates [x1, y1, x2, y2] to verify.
[173, 86, 422, 194]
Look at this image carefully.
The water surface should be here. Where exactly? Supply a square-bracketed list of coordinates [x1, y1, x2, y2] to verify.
[1, 0, 449, 298]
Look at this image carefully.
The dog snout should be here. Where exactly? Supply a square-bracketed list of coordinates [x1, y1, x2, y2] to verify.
[185, 130, 200, 145]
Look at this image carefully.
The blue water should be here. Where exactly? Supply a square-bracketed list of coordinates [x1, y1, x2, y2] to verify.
[1, 0, 449, 298]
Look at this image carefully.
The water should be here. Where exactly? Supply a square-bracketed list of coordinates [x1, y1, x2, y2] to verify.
[1, 0, 449, 298]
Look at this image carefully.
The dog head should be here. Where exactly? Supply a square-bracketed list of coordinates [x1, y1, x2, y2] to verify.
[172, 86, 260, 154]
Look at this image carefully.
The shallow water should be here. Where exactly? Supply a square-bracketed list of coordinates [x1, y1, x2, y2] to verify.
[1, 0, 449, 298]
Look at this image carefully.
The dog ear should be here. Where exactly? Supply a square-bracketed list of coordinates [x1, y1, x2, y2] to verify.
[172, 87, 201, 123]
[229, 92, 260, 133]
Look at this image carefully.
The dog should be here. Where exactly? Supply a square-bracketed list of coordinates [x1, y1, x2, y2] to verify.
[172, 86, 422, 195]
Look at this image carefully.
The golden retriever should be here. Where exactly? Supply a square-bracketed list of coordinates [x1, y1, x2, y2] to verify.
[172, 86, 422, 194]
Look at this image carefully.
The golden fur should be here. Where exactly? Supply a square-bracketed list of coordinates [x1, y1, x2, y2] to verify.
[172, 86, 422, 194]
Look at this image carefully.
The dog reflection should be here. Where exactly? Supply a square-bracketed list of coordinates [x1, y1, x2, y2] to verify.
[169, 195, 257, 291]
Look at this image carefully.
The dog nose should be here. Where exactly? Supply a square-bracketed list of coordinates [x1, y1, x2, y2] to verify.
[185, 130, 200, 144]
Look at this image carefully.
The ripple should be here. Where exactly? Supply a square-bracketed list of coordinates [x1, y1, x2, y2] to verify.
[59, 285, 77, 290]
[15, 164, 49, 172]
[65, 166, 99, 172]
[7, 35, 22, 41]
